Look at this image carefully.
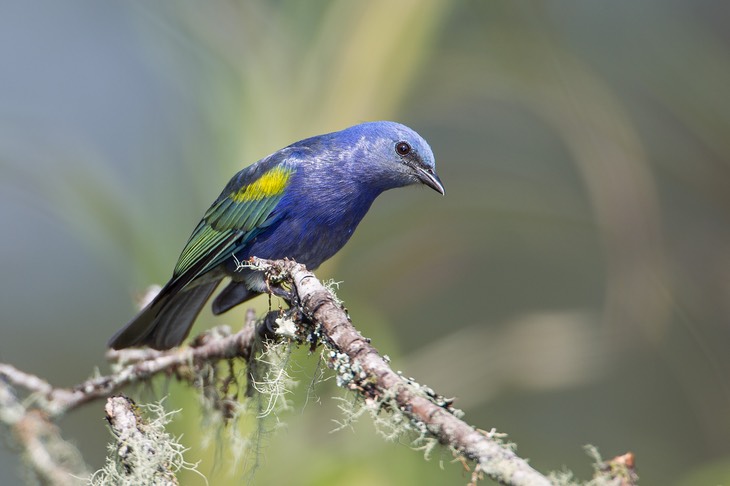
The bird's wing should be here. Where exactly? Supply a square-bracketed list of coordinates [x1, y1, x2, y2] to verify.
[171, 163, 296, 286]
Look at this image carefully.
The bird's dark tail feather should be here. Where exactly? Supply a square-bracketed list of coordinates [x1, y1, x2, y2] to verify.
[108, 280, 221, 350]
[211, 280, 258, 315]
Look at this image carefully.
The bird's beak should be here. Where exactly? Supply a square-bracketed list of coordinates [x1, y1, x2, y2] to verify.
[416, 167, 445, 195]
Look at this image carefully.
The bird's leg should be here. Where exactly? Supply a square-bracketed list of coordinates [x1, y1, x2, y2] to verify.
[269, 283, 295, 304]
[261, 267, 296, 306]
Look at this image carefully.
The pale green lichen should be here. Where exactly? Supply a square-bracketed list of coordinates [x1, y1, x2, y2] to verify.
[412, 436, 440, 462]
[236, 339, 297, 478]
[250, 344, 295, 418]
[330, 390, 412, 441]
[547, 445, 638, 486]
[274, 316, 298, 339]
[188, 328, 300, 481]
[478, 427, 516, 452]
[90, 400, 206, 486]
[328, 350, 360, 388]
[322, 279, 344, 306]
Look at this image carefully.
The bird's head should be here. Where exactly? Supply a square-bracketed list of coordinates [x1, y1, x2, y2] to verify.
[342, 121, 444, 196]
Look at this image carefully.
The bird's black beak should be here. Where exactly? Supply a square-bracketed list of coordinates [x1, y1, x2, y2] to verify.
[416, 166, 445, 195]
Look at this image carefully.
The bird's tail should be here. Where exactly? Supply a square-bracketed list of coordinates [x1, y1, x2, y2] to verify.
[108, 280, 221, 350]
[211, 280, 258, 315]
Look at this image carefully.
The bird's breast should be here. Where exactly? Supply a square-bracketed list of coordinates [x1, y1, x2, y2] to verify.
[230, 186, 376, 271]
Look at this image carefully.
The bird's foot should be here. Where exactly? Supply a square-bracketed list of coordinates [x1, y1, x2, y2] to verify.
[270, 285, 295, 304]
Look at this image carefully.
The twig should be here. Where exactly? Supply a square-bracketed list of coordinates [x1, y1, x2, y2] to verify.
[0, 316, 266, 420]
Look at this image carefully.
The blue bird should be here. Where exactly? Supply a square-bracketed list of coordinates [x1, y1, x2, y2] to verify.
[109, 121, 444, 350]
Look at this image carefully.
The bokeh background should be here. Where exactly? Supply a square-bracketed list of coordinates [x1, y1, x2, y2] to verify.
[1, 1, 729, 484]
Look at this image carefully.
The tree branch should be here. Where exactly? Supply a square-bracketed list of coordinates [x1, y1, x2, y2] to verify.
[254, 258, 553, 486]
[0, 310, 267, 421]
[0, 379, 88, 485]
[0, 310, 269, 485]
[0, 259, 636, 485]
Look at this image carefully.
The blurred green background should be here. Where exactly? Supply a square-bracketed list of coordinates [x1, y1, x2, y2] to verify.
[1, 1, 729, 484]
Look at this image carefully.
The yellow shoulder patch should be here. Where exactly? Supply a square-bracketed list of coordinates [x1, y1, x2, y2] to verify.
[231, 166, 293, 202]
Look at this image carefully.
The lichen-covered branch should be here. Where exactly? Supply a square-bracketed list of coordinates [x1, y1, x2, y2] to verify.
[102, 396, 178, 484]
[90, 396, 204, 485]
[0, 259, 636, 485]
[0, 379, 88, 485]
[0, 310, 265, 422]
[254, 258, 555, 486]
[0, 310, 268, 484]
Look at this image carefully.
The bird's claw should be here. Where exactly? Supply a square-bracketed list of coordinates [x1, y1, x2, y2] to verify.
[270, 285, 295, 303]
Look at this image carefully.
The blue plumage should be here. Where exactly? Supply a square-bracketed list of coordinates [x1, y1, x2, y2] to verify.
[109, 121, 443, 349]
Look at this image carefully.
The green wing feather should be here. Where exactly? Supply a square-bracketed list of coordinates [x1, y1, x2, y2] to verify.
[172, 164, 295, 281]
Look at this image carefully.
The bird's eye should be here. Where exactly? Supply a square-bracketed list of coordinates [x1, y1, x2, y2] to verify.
[395, 141, 411, 156]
